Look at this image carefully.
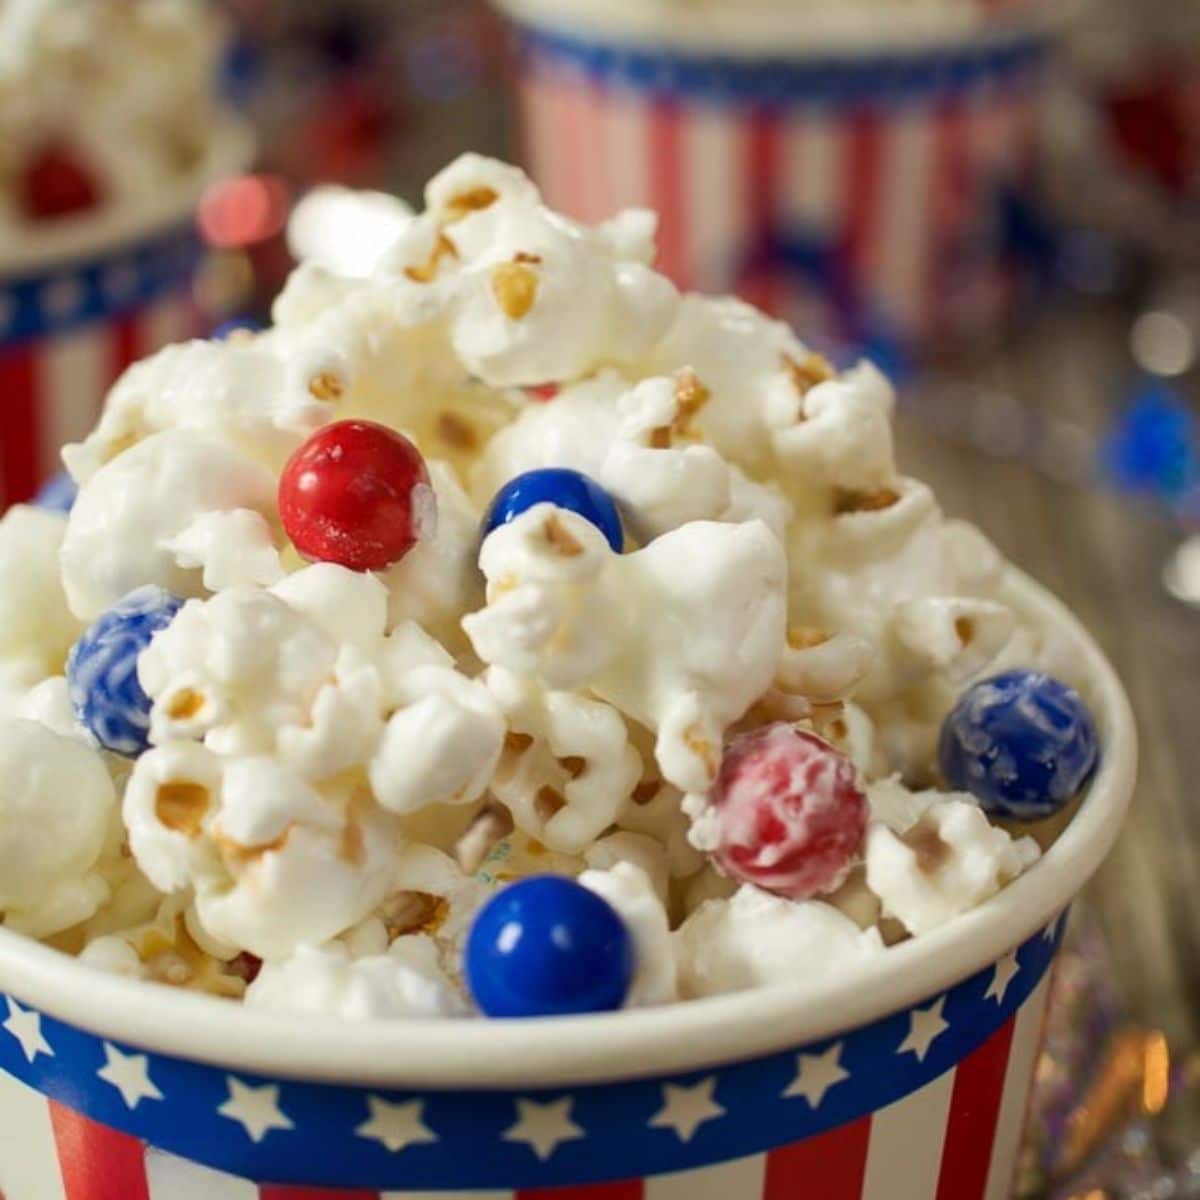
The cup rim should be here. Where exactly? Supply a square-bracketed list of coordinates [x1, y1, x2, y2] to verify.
[0, 117, 256, 279]
[493, 0, 1077, 57]
[0, 566, 1136, 1089]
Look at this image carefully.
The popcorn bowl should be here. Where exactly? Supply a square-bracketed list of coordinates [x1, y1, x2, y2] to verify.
[0, 566, 1134, 1198]
[0, 120, 253, 513]
[499, 0, 1072, 348]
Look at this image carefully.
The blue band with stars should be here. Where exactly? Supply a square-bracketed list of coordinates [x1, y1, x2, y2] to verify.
[0, 917, 1065, 1190]
[517, 24, 1048, 108]
[0, 224, 203, 349]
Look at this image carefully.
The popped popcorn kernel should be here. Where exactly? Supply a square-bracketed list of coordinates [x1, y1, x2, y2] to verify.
[154, 781, 211, 838]
[444, 186, 499, 224]
[834, 486, 902, 515]
[404, 233, 459, 284]
[540, 512, 585, 557]
[435, 410, 480, 452]
[784, 351, 835, 397]
[2, 153, 1089, 1022]
[308, 371, 345, 402]
[491, 259, 540, 319]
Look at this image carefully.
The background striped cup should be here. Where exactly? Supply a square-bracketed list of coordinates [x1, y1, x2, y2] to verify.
[0, 122, 253, 513]
[0, 569, 1135, 1198]
[498, 0, 1072, 350]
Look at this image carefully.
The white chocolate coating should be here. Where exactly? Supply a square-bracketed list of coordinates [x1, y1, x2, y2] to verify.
[580, 862, 677, 1007]
[676, 885, 885, 998]
[0, 506, 81, 687]
[61, 433, 280, 622]
[0, 718, 115, 936]
[123, 744, 402, 959]
[245, 937, 462, 1020]
[865, 798, 1041, 935]
[0, 155, 1073, 1013]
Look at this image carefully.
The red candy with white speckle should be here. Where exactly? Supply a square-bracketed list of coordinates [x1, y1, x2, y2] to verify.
[709, 724, 868, 901]
[279, 420, 435, 572]
[21, 141, 102, 221]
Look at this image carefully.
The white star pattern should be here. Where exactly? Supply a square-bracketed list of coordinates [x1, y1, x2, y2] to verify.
[503, 1098, 583, 1161]
[356, 1096, 437, 1154]
[42, 278, 85, 321]
[97, 1043, 163, 1110]
[101, 263, 140, 303]
[897, 997, 950, 1062]
[985, 951, 1022, 1005]
[217, 1078, 294, 1143]
[1043, 912, 1065, 943]
[648, 1077, 725, 1143]
[783, 1043, 850, 1109]
[3, 998, 51, 1063]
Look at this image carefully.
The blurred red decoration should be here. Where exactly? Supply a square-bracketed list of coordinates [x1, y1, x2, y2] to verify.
[21, 141, 103, 222]
[301, 80, 396, 184]
[1105, 70, 1195, 197]
[198, 173, 291, 249]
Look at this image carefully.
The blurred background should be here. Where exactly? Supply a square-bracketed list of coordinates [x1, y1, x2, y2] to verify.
[3, 0, 1200, 1194]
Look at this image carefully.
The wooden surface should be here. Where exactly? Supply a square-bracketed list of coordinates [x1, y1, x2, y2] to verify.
[897, 297, 1200, 1113]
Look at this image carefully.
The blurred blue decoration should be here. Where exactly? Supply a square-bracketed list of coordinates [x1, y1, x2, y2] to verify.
[854, 323, 913, 388]
[1099, 378, 1199, 503]
[734, 230, 912, 383]
[997, 185, 1063, 283]
[220, 35, 264, 107]
[68, 586, 185, 757]
[33, 471, 77, 514]
[406, 25, 486, 103]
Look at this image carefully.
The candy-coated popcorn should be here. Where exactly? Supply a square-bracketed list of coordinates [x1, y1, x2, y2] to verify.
[0, 155, 1100, 1018]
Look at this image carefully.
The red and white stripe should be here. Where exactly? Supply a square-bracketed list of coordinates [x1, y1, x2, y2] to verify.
[516, 50, 1041, 343]
[0, 975, 1050, 1200]
[0, 290, 196, 513]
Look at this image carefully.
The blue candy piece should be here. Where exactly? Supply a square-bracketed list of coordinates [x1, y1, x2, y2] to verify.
[482, 468, 623, 552]
[33, 472, 77, 514]
[938, 669, 1100, 821]
[67, 586, 185, 757]
[213, 316, 265, 340]
[466, 875, 634, 1018]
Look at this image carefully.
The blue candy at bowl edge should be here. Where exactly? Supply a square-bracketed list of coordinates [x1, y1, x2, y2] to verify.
[466, 875, 634, 1018]
[33, 472, 78, 514]
[213, 315, 265, 340]
[67, 586, 186, 757]
[482, 468, 623, 552]
[938, 669, 1100, 821]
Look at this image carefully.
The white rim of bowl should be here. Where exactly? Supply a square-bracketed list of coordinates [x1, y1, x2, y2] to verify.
[491, 0, 1080, 57]
[0, 117, 256, 279]
[0, 566, 1137, 1089]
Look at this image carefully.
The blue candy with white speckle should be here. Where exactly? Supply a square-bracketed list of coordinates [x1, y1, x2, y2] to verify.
[67, 586, 185, 757]
[213, 316, 265, 340]
[466, 875, 634, 1018]
[938, 669, 1099, 821]
[482, 468, 623, 552]
[33, 471, 77, 514]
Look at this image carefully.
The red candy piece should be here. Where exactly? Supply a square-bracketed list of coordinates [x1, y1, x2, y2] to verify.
[710, 724, 868, 901]
[279, 420, 434, 572]
[21, 142, 102, 221]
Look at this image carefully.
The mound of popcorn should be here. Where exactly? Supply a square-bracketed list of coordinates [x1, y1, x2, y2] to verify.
[0, 0, 226, 230]
[0, 155, 1094, 1020]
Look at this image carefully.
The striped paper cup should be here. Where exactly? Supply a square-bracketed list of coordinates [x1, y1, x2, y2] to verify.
[0, 121, 253, 513]
[0, 569, 1134, 1199]
[501, 0, 1071, 348]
